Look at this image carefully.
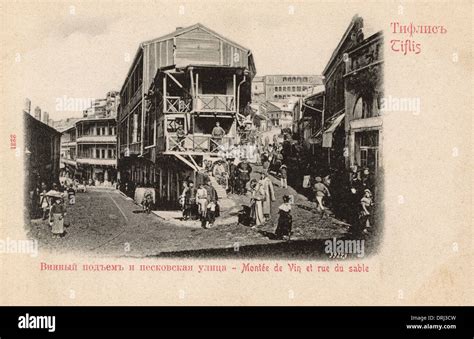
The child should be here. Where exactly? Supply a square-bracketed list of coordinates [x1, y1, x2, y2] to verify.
[279, 164, 288, 188]
[196, 183, 208, 219]
[275, 195, 292, 240]
[67, 184, 76, 205]
[360, 189, 373, 233]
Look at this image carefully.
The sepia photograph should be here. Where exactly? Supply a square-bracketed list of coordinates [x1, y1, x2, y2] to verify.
[0, 0, 471, 327]
[21, 8, 384, 259]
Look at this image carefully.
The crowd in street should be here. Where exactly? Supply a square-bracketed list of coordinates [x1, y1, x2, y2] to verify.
[28, 178, 79, 239]
[198, 129, 378, 238]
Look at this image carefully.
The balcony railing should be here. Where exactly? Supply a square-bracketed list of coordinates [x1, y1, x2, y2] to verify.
[165, 135, 234, 154]
[76, 158, 117, 166]
[164, 96, 192, 113]
[194, 95, 235, 112]
[76, 135, 116, 144]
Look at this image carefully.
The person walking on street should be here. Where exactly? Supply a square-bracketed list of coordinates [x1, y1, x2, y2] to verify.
[360, 189, 373, 234]
[313, 176, 330, 219]
[259, 172, 276, 221]
[39, 186, 50, 220]
[274, 195, 293, 240]
[196, 183, 208, 219]
[184, 181, 197, 220]
[280, 164, 288, 188]
[50, 197, 66, 238]
[249, 180, 265, 227]
[204, 179, 218, 228]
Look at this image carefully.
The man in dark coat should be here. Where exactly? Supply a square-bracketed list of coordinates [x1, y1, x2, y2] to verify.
[236, 160, 252, 194]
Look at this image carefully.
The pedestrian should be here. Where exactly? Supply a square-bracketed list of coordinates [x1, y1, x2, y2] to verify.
[50, 197, 66, 238]
[196, 183, 208, 219]
[184, 181, 197, 220]
[361, 167, 374, 191]
[274, 195, 292, 240]
[211, 121, 226, 152]
[261, 152, 270, 174]
[179, 180, 188, 218]
[39, 186, 50, 220]
[236, 159, 252, 194]
[279, 164, 288, 188]
[249, 180, 265, 227]
[226, 158, 236, 194]
[67, 184, 76, 205]
[359, 189, 373, 233]
[259, 172, 276, 221]
[313, 176, 330, 219]
[204, 179, 218, 228]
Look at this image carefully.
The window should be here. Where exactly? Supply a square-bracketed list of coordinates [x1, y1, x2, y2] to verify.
[108, 149, 112, 159]
[297, 86, 301, 91]
[95, 149, 100, 158]
[101, 149, 105, 158]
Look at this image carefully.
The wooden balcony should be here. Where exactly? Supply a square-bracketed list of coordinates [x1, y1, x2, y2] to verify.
[194, 95, 235, 113]
[164, 96, 192, 113]
[164, 134, 234, 155]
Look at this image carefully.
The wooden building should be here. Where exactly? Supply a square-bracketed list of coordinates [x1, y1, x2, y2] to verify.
[117, 23, 256, 207]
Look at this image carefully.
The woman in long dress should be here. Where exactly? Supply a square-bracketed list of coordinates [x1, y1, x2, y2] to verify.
[259, 173, 276, 220]
[50, 198, 66, 238]
[250, 181, 265, 227]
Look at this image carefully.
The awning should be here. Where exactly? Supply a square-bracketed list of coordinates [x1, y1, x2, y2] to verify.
[322, 113, 345, 148]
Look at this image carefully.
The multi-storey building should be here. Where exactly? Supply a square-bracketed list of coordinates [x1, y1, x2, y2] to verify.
[60, 125, 77, 177]
[117, 23, 256, 206]
[82, 92, 119, 118]
[75, 116, 117, 184]
[251, 74, 322, 104]
[60, 91, 119, 186]
[344, 31, 383, 175]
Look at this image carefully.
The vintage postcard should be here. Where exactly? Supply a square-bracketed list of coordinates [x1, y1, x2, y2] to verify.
[0, 0, 472, 307]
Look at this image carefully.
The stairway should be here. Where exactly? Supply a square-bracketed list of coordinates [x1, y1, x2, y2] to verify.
[208, 175, 240, 213]
[208, 175, 227, 199]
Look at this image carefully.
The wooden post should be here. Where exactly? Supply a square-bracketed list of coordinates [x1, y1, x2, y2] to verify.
[159, 168, 163, 198]
[233, 74, 237, 112]
[163, 75, 167, 113]
[167, 168, 170, 201]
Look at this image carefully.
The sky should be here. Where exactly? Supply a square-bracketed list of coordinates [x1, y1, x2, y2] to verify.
[2, 0, 385, 121]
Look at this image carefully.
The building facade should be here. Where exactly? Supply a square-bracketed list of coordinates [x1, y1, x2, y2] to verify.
[251, 74, 322, 104]
[344, 31, 384, 175]
[292, 15, 383, 177]
[82, 91, 119, 118]
[24, 112, 61, 191]
[117, 23, 256, 207]
[59, 91, 119, 186]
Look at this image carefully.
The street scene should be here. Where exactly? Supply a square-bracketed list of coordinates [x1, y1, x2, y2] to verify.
[24, 15, 383, 258]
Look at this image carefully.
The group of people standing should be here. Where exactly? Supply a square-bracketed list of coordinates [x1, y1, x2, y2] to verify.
[179, 178, 219, 229]
[30, 180, 78, 238]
